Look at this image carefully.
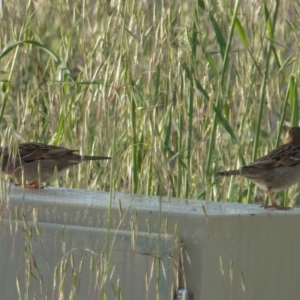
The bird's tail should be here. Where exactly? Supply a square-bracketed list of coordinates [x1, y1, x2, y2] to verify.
[217, 170, 241, 176]
[82, 156, 111, 161]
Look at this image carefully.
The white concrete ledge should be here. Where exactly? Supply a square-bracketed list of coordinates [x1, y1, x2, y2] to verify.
[1, 187, 300, 299]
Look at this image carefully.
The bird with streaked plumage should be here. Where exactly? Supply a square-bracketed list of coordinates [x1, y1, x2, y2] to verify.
[217, 127, 300, 210]
[0, 142, 111, 189]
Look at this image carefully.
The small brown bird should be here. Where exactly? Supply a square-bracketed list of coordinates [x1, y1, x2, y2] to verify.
[0, 142, 111, 188]
[217, 127, 300, 210]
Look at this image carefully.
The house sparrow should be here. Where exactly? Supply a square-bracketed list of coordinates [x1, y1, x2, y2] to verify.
[217, 127, 300, 210]
[0, 142, 111, 188]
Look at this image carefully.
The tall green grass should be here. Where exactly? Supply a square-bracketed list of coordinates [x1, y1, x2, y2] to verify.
[0, 0, 299, 202]
[1, 1, 300, 299]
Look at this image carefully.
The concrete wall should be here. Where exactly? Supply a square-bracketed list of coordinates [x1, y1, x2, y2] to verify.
[0, 187, 299, 299]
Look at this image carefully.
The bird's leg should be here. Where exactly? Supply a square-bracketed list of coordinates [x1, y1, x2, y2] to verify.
[14, 182, 44, 189]
[262, 190, 291, 210]
[25, 181, 44, 189]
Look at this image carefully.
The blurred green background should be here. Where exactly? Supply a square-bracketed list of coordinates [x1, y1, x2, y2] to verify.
[0, 0, 299, 206]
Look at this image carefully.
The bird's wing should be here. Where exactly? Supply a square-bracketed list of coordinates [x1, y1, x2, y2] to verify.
[18, 143, 77, 162]
[246, 143, 300, 169]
